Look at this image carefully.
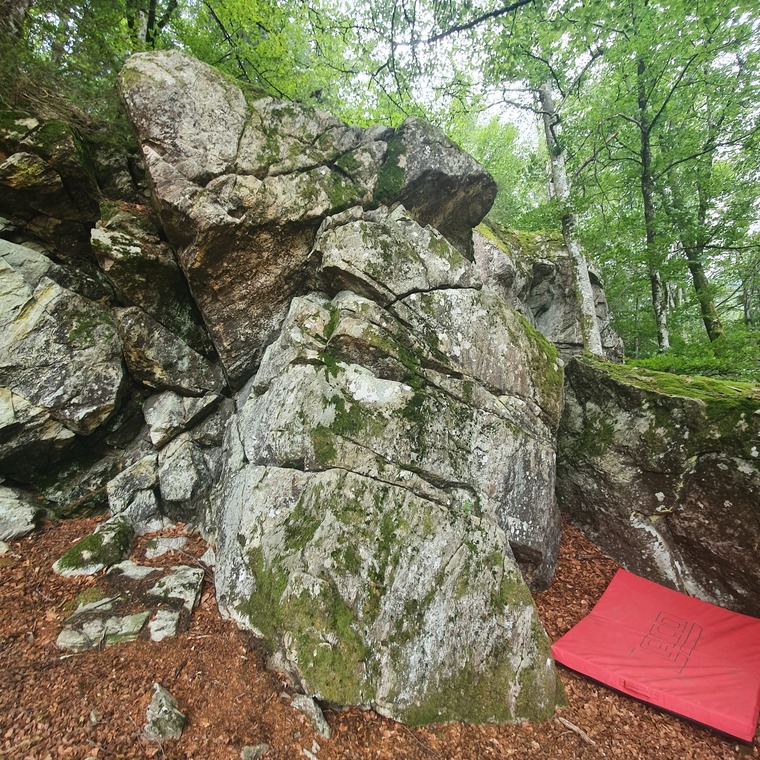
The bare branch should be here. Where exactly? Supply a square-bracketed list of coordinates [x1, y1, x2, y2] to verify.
[573, 130, 620, 179]
[404, 0, 534, 46]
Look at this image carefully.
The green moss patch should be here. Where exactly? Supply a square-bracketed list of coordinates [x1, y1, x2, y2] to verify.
[374, 135, 407, 204]
[571, 358, 760, 458]
[53, 519, 134, 574]
[237, 546, 371, 705]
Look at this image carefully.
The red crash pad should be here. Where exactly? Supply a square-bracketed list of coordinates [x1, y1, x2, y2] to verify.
[551, 569, 760, 742]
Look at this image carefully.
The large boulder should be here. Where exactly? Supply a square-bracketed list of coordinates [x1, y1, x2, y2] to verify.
[0, 254, 126, 480]
[474, 223, 623, 362]
[213, 205, 564, 724]
[557, 358, 760, 616]
[120, 50, 496, 386]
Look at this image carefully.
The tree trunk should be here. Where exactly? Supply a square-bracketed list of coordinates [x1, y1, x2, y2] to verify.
[743, 276, 756, 327]
[538, 81, 604, 358]
[666, 164, 724, 342]
[637, 56, 670, 350]
[684, 246, 724, 341]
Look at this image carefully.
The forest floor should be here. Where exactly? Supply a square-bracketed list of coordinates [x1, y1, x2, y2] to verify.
[1, 516, 758, 760]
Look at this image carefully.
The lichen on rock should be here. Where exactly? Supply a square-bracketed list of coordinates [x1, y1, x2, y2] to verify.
[211, 204, 564, 724]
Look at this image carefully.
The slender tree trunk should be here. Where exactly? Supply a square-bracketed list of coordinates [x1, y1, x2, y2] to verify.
[743, 276, 756, 327]
[539, 81, 604, 357]
[684, 247, 724, 341]
[633, 295, 640, 358]
[637, 56, 670, 350]
[667, 166, 724, 342]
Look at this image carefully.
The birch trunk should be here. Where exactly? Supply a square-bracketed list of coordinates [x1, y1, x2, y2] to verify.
[538, 81, 604, 357]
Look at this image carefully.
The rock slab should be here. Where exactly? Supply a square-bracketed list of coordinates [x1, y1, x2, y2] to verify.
[557, 358, 760, 616]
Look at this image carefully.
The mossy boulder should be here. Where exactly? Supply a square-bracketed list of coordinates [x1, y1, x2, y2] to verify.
[212, 204, 564, 724]
[474, 222, 623, 362]
[52, 517, 134, 576]
[119, 51, 495, 387]
[215, 466, 561, 724]
[557, 357, 760, 615]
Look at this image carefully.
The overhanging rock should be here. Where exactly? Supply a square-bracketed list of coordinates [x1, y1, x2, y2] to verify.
[120, 50, 496, 387]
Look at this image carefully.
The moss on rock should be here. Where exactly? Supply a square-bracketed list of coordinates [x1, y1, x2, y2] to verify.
[373, 135, 407, 204]
[53, 518, 134, 576]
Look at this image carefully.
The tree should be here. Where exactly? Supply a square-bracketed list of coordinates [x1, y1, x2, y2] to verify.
[566, 0, 758, 350]
[344, 0, 610, 354]
[538, 80, 604, 355]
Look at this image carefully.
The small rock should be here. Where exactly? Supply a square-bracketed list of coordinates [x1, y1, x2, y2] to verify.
[52, 518, 134, 576]
[291, 695, 331, 740]
[241, 744, 269, 760]
[143, 391, 222, 448]
[56, 626, 92, 651]
[148, 565, 204, 612]
[143, 683, 186, 741]
[107, 559, 158, 581]
[149, 609, 181, 642]
[56, 611, 150, 651]
[145, 536, 187, 559]
[65, 594, 119, 622]
[119, 490, 170, 536]
[199, 547, 216, 567]
[106, 455, 158, 515]
[0, 487, 41, 541]
[0, 540, 9, 554]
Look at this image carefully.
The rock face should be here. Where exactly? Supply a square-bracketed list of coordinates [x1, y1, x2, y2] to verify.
[0, 486, 41, 541]
[0, 113, 100, 267]
[119, 50, 496, 387]
[474, 224, 623, 362]
[0, 49, 610, 728]
[213, 205, 563, 724]
[90, 202, 210, 354]
[0, 246, 125, 480]
[557, 358, 760, 616]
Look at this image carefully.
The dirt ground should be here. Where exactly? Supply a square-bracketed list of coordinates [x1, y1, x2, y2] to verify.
[1, 517, 758, 759]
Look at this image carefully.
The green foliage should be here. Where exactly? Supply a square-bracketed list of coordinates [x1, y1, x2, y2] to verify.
[448, 112, 558, 230]
[628, 329, 760, 382]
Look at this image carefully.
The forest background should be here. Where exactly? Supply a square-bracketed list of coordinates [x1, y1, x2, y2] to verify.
[1, 0, 758, 379]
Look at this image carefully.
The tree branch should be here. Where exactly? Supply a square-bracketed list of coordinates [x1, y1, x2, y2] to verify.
[573, 130, 620, 179]
[405, 0, 534, 46]
[649, 54, 698, 131]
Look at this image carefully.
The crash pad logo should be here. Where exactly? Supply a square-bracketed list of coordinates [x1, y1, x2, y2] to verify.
[639, 612, 703, 673]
